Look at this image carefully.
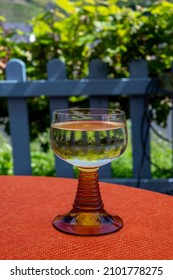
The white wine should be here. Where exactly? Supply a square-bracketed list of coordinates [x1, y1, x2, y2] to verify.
[50, 120, 127, 167]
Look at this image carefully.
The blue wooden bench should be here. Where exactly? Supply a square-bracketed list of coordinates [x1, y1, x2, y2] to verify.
[0, 58, 173, 194]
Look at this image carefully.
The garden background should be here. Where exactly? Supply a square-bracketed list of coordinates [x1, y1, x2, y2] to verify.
[0, 0, 173, 178]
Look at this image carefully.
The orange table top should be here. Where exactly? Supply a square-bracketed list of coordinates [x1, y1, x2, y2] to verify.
[0, 175, 173, 260]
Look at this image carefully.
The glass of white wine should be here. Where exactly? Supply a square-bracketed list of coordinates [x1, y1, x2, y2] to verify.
[50, 108, 128, 235]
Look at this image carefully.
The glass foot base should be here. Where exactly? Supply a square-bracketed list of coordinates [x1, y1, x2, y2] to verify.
[52, 209, 123, 236]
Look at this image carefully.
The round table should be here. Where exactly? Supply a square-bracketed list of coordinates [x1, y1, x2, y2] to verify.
[0, 175, 173, 260]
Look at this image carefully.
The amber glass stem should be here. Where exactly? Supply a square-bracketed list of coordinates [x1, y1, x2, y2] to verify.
[73, 167, 104, 212]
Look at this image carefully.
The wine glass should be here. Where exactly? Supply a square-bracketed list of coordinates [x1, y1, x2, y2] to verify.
[50, 108, 127, 235]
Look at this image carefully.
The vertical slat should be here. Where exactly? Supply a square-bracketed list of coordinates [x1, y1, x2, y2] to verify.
[47, 59, 69, 112]
[6, 59, 31, 175]
[89, 59, 109, 108]
[89, 59, 111, 178]
[47, 59, 73, 178]
[129, 60, 151, 178]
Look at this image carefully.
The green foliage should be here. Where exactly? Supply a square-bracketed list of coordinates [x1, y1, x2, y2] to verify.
[7, 0, 173, 131]
[0, 133, 13, 175]
[0, 131, 56, 176]
[0, 0, 173, 178]
[1, 0, 172, 79]
[0, 17, 28, 79]
[31, 132, 56, 176]
[117, 0, 173, 8]
[151, 132, 173, 178]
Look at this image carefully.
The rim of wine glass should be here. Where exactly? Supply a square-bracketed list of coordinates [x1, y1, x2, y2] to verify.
[52, 108, 125, 117]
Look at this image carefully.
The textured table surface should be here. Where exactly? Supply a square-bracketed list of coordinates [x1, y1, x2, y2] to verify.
[0, 175, 173, 260]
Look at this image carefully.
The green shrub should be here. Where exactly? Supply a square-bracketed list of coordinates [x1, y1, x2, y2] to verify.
[0, 133, 13, 175]
[1, 1, 173, 79]
[151, 133, 173, 178]
[31, 130, 56, 176]
[0, 0, 172, 178]
[1, 0, 173, 137]
[0, 131, 55, 176]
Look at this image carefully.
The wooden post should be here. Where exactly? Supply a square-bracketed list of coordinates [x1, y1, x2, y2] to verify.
[47, 59, 73, 177]
[6, 59, 32, 175]
[89, 59, 111, 178]
[129, 60, 151, 179]
[89, 59, 109, 108]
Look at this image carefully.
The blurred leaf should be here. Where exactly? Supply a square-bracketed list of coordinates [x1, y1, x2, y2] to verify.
[33, 21, 52, 36]
[85, 0, 95, 4]
[83, 5, 96, 12]
[97, 6, 110, 15]
[0, 15, 6, 21]
[53, 0, 75, 14]
[78, 34, 96, 46]
[54, 10, 66, 19]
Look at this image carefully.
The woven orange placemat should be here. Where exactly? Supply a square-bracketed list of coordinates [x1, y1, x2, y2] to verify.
[0, 175, 173, 260]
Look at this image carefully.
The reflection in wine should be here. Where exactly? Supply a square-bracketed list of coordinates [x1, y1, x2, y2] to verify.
[50, 120, 127, 167]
